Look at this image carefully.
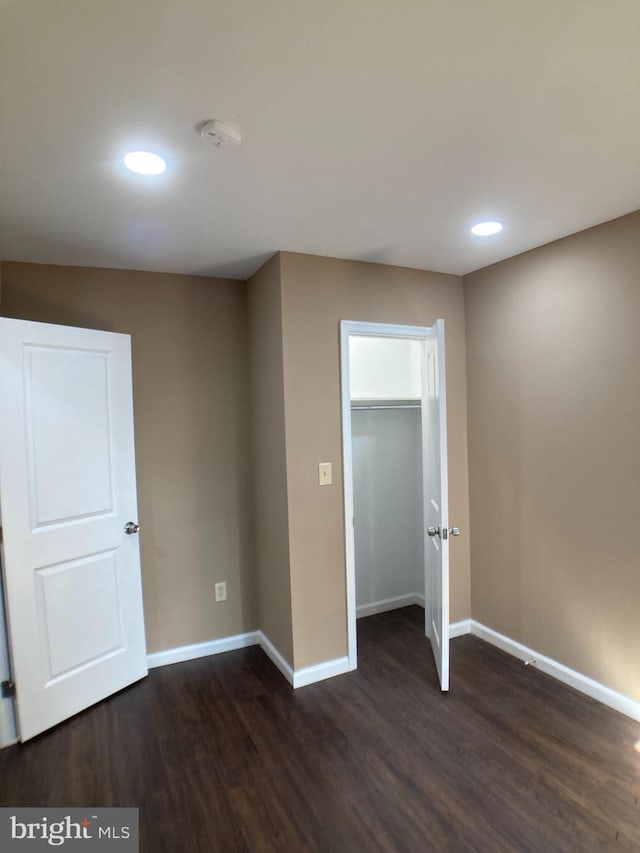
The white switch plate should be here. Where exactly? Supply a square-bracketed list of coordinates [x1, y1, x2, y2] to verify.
[318, 462, 332, 486]
[215, 581, 227, 602]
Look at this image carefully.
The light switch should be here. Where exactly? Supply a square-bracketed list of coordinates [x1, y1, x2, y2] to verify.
[318, 462, 332, 486]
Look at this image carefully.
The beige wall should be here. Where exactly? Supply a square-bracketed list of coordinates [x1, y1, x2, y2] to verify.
[280, 252, 471, 668]
[5, 215, 633, 700]
[4, 213, 638, 704]
[464, 212, 640, 702]
[247, 255, 294, 663]
[0, 262, 256, 653]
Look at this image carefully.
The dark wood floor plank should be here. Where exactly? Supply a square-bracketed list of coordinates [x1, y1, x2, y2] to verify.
[379, 648, 627, 847]
[582, 778, 640, 849]
[1, 605, 639, 852]
[325, 653, 603, 850]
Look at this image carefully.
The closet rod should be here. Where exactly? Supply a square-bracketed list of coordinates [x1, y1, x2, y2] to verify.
[351, 403, 421, 411]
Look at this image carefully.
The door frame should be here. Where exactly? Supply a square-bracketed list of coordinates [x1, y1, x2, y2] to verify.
[340, 320, 434, 671]
[0, 554, 18, 747]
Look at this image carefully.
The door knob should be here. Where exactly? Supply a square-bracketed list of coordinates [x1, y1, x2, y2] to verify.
[450, 527, 460, 536]
[427, 526, 440, 537]
[124, 521, 140, 535]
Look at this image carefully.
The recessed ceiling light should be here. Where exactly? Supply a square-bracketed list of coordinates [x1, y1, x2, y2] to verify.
[470, 221, 503, 236]
[123, 151, 167, 175]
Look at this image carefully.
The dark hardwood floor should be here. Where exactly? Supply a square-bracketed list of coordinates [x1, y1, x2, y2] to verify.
[1, 606, 639, 851]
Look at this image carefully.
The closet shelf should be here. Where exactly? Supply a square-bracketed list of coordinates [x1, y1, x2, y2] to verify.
[351, 399, 421, 411]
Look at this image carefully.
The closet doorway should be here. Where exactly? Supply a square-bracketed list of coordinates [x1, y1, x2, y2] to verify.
[340, 320, 452, 690]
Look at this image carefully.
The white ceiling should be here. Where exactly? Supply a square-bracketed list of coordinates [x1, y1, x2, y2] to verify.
[1, 0, 639, 280]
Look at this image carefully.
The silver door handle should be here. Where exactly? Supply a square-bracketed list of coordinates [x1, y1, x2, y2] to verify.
[124, 521, 140, 535]
[428, 525, 460, 538]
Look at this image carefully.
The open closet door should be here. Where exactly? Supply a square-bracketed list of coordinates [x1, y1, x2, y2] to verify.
[422, 319, 450, 691]
[0, 317, 147, 740]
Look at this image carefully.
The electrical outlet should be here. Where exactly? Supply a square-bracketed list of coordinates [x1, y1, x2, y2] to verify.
[215, 581, 227, 602]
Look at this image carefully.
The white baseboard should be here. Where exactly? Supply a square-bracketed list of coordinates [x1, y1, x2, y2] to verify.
[293, 656, 351, 688]
[146, 631, 259, 669]
[146, 618, 639, 722]
[449, 618, 472, 638]
[355, 598, 468, 640]
[146, 628, 348, 692]
[256, 632, 350, 689]
[357, 592, 425, 619]
[470, 620, 640, 723]
[257, 631, 294, 685]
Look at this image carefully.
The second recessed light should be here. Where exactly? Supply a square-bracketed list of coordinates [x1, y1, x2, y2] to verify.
[124, 151, 167, 175]
[471, 221, 503, 236]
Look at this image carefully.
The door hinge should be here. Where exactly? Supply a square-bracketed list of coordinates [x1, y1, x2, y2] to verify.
[0, 526, 3, 545]
[1, 680, 15, 698]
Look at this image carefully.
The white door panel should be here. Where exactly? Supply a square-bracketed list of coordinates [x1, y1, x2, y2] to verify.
[422, 319, 450, 691]
[35, 551, 123, 679]
[25, 346, 114, 526]
[0, 318, 147, 741]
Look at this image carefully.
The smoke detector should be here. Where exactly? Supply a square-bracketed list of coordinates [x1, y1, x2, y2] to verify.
[200, 119, 242, 148]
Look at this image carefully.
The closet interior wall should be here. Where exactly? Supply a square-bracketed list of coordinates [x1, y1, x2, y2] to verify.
[349, 337, 425, 618]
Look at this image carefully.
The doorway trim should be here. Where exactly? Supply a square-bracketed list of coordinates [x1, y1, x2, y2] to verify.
[340, 320, 433, 671]
[0, 567, 18, 747]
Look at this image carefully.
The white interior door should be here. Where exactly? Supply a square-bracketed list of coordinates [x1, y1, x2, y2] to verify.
[0, 317, 147, 740]
[422, 319, 450, 691]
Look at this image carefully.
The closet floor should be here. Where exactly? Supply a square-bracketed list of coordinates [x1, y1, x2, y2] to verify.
[1, 605, 638, 851]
